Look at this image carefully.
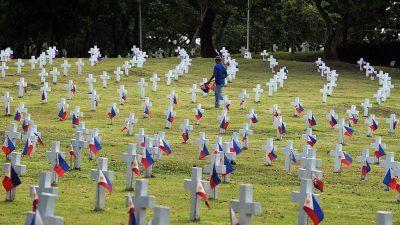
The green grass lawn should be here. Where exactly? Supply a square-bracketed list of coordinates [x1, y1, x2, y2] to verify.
[0, 54, 399, 225]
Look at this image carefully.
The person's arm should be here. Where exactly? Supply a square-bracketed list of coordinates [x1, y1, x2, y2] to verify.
[207, 74, 215, 84]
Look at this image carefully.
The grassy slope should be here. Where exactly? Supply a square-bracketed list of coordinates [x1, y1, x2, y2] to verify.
[0, 54, 399, 225]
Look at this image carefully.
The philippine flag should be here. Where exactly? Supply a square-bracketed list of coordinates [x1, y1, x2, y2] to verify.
[22, 138, 34, 156]
[2, 165, 21, 192]
[210, 163, 221, 189]
[69, 145, 75, 158]
[350, 114, 358, 124]
[211, 82, 216, 91]
[307, 135, 317, 147]
[182, 129, 189, 142]
[224, 155, 234, 175]
[54, 154, 70, 176]
[308, 115, 317, 126]
[329, 115, 337, 127]
[121, 122, 129, 132]
[200, 144, 209, 159]
[98, 170, 113, 195]
[343, 126, 353, 137]
[296, 104, 304, 113]
[220, 117, 229, 129]
[383, 169, 397, 189]
[144, 105, 150, 116]
[127, 193, 136, 225]
[268, 148, 278, 161]
[132, 158, 141, 177]
[251, 114, 258, 123]
[108, 107, 116, 119]
[122, 93, 127, 102]
[2, 137, 16, 155]
[141, 148, 155, 169]
[72, 114, 80, 126]
[231, 140, 241, 155]
[167, 111, 174, 123]
[341, 152, 353, 166]
[34, 132, 44, 147]
[361, 160, 371, 176]
[303, 193, 324, 225]
[240, 99, 245, 108]
[71, 84, 76, 94]
[370, 119, 378, 131]
[173, 95, 177, 105]
[196, 180, 210, 209]
[140, 137, 146, 148]
[58, 106, 67, 120]
[41, 91, 46, 103]
[291, 152, 299, 167]
[159, 139, 172, 155]
[230, 207, 240, 225]
[394, 120, 398, 130]
[312, 173, 324, 192]
[30, 210, 44, 225]
[14, 110, 22, 121]
[22, 119, 29, 133]
[89, 137, 102, 155]
[278, 123, 286, 135]
[241, 131, 248, 142]
[374, 144, 386, 159]
[195, 109, 203, 120]
[32, 187, 39, 211]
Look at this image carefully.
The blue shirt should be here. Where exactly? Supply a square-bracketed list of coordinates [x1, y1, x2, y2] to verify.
[213, 63, 227, 85]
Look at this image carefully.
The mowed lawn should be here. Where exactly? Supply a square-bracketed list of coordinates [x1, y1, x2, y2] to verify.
[0, 53, 399, 225]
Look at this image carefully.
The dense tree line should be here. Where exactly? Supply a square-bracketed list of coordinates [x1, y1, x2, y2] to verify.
[0, 0, 397, 59]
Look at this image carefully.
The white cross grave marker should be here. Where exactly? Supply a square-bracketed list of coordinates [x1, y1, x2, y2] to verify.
[114, 67, 123, 83]
[85, 74, 96, 94]
[123, 112, 138, 136]
[137, 78, 148, 99]
[121, 143, 141, 191]
[40, 82, 51, 104]
[71, 131, 88, 170]
[386, 114, 398, 134]
[60, 60, 70, 76]
[281, 141, 299, 172]
[90, 157, 114, 210]
[123, 61, 132, 76]
[15, 59, 24, 74]
[75, 59, 84, 76]
[128, 179, 155, 225]
[89, 90, 100, 111]
[3, 152, 26, 201]
[100, 71, 110, 88]
[16, 77, 27, 97]
[2, 91, 13, 116]
[291, 179, 320, 225]
[252, 84, 263, 103]
[189, 84, 200, 103]
[230, 184, 261, 225]
[150, 74, 160, 92]
[239, 89, 249, 109]
[184, 167, 210, 221]
[356, 148, 376, 180]
[29, 56, 37, 70]
[117, 85, 128, 105]
[239, 123, 253, 149]
[192, 104, 204, 125]
[45, 141, 66, 185]
[50, 67, 60, 84]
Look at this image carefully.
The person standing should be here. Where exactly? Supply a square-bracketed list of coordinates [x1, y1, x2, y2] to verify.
[207, 56, 228, 108]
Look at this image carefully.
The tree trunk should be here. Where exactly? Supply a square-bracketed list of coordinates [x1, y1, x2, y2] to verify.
[323, 21, 346, 59]
[200, 7, 217, 58]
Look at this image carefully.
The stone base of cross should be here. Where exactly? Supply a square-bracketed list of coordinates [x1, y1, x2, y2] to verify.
[376, 211, 393, 225]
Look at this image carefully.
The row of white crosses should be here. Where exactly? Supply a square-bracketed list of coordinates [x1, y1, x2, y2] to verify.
[358, 58, 394, 105]
[219, 47, 239, 83]
[315, 58, 338, 103]
[165, 48, 192, 86]
[0, 47, 14, 62]
[0, 48, 13, 78]
[130, 45, 148, 68]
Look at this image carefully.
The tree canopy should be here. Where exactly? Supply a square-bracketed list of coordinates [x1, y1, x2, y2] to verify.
[0, 0, 397, 58]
